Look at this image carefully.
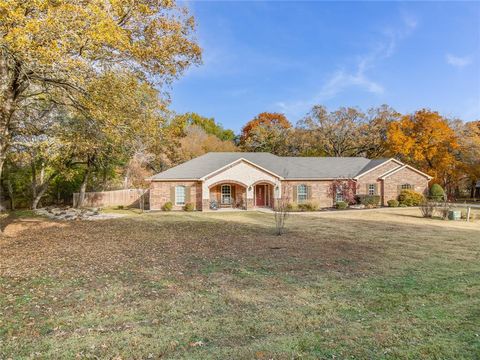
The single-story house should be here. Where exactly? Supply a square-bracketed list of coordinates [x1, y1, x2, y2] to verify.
[148, 152, 432, 211]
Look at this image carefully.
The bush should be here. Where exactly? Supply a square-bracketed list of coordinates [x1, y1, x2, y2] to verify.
[419, 200, 436, 218]
[286, 203, 297, 212]
[398, 189, 424, 206]
[387, 199, 399, 207]
[162, 202, 173, 211]
[183, 203, 195, 212]
[399, 203, 408, 207]
[335, 201, 348, 209]
[355, 195, 381, 207]
[429, 184, 445, 201]
[297, 202, 318, 211]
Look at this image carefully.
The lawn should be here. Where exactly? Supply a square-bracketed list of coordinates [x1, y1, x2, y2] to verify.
[0, 208, 479, 359]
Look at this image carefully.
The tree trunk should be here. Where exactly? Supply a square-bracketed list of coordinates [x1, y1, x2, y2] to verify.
[31, 172, 57, 210]
[77, 164, 91, 208]
[6, 179, 14, 211]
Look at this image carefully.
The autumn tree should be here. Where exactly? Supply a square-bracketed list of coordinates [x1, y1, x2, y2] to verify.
[297, 105, 398, 157]
[177, 126, 237, 161]
[170, 113, 235, 141]
[387, 109, 460, 191]
[456, 120, 480, 197]
[0, 0, 201, 211]
[59, 71, 166, 207]
[240, 112, 292, 154]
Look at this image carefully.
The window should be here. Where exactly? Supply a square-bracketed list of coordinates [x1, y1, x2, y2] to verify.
[368, 184, 376, 196]
[297, 184, 308, 203]
[401, 184, 413, 190]
[335, 187, 344, 202]
[175, 186, 186, 205]
[221, 184, 231, 204]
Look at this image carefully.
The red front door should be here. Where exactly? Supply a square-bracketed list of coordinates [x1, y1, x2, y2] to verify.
[255, 185, 265, 206]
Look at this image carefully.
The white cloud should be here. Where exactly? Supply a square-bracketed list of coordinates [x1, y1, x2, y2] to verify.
[446, 53, 472, 68]
[275, 14, 418, 118]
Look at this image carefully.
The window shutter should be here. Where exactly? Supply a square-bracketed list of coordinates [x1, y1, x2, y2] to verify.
[397, 185, 402, 195]
[293, 185, 297, 203]
[374, 183, 379, 195]
[170, 186, 175, 203]
[366, 184, 369, 194]
[307, 185, 312, 200]
[185, 186, 191, 203]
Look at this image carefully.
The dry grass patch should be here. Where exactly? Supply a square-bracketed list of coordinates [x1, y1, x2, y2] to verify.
[0, 209, 479, 359]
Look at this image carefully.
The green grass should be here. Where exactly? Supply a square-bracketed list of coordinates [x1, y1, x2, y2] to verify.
[0, 208, 479, 359]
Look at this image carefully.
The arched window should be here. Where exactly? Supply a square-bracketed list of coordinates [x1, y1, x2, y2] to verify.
[401, 184, 413, 190]
[297, 184, 308, 203]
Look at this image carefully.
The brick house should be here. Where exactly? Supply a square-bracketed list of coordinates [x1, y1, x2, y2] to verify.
[148, 152, 432, 211]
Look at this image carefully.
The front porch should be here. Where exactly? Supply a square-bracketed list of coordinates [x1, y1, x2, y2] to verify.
[205, 181, 275, 211]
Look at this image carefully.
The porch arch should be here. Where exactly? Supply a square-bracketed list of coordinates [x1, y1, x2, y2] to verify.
[207, 179, 248, 189]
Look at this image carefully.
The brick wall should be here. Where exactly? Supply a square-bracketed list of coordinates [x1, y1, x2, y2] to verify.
[281, 180, 334, 208]
[357, 160, 401, 195]
[383, 168, 429, 204]
[149, 181, 202, 211]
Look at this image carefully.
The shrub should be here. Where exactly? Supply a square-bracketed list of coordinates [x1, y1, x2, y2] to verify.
[398, 189, 424, 206]
[429, 184, 445, 201]
[387, 199, 399, 207]
[355, 195, 381, 207]
[419, 200, 436, 218]
[162, 202, 173, 211]
[399, 203, 408, 207]
[183, 203, 195, 212]
[298, 202, 318, 211]
[117, 205, 124, 210]
[335, 201, 348, 210]
[286, 203, 297, 212]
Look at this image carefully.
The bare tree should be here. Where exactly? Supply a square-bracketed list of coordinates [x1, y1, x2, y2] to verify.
[274, 185, 290, 235]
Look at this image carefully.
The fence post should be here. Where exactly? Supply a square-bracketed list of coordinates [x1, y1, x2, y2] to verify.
[466, 206, 471, 222]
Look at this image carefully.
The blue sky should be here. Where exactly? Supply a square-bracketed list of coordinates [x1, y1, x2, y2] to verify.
[170, 1, 480, 133]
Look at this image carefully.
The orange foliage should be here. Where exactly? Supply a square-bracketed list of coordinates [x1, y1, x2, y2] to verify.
[387, 109, 460, 186]
[240, 112, 291, 141]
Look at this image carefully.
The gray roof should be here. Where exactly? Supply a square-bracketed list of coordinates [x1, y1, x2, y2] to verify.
[150, 152, 392, 180]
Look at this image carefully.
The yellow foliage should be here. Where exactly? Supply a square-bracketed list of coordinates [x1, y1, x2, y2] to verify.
[387, 109, 460, 186]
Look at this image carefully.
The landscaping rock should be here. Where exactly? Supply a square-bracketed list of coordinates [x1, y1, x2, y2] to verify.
[34, 207, 126, 221]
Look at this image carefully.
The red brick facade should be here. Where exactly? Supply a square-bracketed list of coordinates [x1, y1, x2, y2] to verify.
[149, 181, 202, 211]
[382, 167, 430, 204]
[281, 180, 335, 208]
[149, 160, 431, 210]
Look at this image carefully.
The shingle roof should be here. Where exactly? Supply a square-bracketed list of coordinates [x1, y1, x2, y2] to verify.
[150, 152, 392, 180]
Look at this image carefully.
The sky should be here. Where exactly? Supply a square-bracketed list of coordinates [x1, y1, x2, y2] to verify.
[170, 1, 480, 133]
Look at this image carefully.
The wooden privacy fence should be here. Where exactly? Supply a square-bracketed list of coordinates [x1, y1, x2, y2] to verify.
[73, 189, 149, 208]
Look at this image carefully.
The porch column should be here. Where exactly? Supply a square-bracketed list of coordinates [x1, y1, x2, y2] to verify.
[246, 184, 254, 210]
[201, 181, 210, 211]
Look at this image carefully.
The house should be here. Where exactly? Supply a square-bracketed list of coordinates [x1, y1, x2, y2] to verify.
[148, 152, 432, 211]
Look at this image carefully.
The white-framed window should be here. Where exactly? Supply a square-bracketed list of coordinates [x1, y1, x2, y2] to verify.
[175, 186, 186, 205]
[401, 184, 413, 190]
[297, 184, 308, 203]
[221, 184, 231, 204]
[336, 187, 344, 202]
[368, 184, 376, 196]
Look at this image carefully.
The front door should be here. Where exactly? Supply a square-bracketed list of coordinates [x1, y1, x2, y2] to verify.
[255, 185, 266, 206]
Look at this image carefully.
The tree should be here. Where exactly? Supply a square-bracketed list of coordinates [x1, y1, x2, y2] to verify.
[170, 113, 235, 141]
[297, 105, 398, 157]
[177, 126, 237, 161]
[327, 179, 358, 204]
[456, 120, 480, 198]
[60, 71, 166, 207]
[240, 112, 292, 154]
[0, 0, 201, 210]
[387, 109, 460, 191]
